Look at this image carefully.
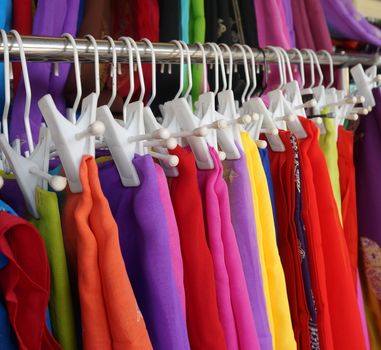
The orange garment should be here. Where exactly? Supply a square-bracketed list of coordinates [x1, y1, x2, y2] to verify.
[62, 156, 152, 350]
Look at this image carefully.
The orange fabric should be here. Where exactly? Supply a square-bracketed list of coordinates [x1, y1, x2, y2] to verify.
[62, 156, 152, 350]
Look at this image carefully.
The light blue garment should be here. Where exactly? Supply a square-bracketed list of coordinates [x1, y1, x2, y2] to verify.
[0, 0, 12, 137]
[180, 0, 190, 43]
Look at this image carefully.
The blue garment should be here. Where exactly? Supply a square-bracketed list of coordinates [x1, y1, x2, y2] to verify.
[180, 0, 190, 43]
[259, 148, 279, 240]
[0, 0, 12, 135]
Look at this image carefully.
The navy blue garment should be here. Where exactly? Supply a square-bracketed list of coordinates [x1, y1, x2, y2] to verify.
[259, 148, 279, 239]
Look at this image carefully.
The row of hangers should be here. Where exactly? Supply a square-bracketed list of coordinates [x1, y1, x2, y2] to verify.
[0, 30, 380, 219]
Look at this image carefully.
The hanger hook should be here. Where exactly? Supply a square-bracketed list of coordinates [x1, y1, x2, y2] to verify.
[309, 50, 323, 87]
[179, 40, 193, 99]
[233, 44, 250, 104]
[318, 50, 334, 88]
[288, 48, 305, 88]
[84, 34, 100, 99]
[170, 40, 184, 99]
[265, 46, 284, 90]
[127, 37, 145, 103]
[243, 45, 257, 100]
[301, 49, 315, 89]
[104, 35, 117, 108]
[10, 30, 33, 153]
[212, 43, 227, 91]
[141, 38, 156, 106]
[278, 47, 294, 82]
[1, 30, 10, 142]
[62, 33, 82, 123]
[119, 37, 135, 123]
[219, 43, 233, 91]
[273, 47, 287, 87]
[204, 42, 219, 94]
[258, 48, 268, 97]
[195, 43, 207, 94]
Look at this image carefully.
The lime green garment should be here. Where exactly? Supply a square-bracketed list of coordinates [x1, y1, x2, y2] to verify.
[189, 0, 205, 103]
[31, 188, 77, 350]
[318, 116, 343, 224]
[241, 132, 296, 350]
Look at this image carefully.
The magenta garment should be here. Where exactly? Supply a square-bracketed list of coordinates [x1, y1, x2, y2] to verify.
[291, 0, 332, 50]
[197, 147, 260, 350]
[154, 163, 186, 315]
[10, 0, 80, 151]
[320, 0, 381, 46]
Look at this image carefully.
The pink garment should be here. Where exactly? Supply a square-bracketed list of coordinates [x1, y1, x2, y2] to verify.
[197, 147, 260, 350]
[357, 273, 371, 350]
[154, 164, 186, 315]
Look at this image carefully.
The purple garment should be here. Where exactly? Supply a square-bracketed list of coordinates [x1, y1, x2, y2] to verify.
[98, 155, 190, 350]
[198, 147, 260, 350]
[0, 177, 28, 218]
[281, 0, 296, 47]
[223, 146, 273, 350]
[321, 0, 381, 46]
[10, 0, 80, 151]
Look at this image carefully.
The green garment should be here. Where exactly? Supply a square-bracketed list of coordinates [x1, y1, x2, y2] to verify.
[189, 0, 205, 103]
[318, 116, 343, 224]
[31, 188, 77, 350]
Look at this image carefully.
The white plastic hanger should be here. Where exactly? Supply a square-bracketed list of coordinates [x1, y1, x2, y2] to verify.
[104, 35, 117, 108]
[163, 40, 214, 169]
[351, 63, 381, 108]
[63, 33, 82, 123]
[39, 34, 104, 193]
[85, 34, 100, 100]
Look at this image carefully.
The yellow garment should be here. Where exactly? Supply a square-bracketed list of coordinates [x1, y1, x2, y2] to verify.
[241, 132, 296, 350]
[318, 115, 343, 224]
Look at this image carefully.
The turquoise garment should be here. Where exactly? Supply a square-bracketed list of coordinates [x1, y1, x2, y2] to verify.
[181, 0, 190, 43]
[0, 0, 12, 128]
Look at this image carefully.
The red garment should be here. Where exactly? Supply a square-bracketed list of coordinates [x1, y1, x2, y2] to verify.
[268, 130, 311, 350]
[169, 146, 227, 350]
[12, 0, 33, 93]
[338, 126, 358, 285]
[0, 211, 61, 350]
[298, 117, 366, 350]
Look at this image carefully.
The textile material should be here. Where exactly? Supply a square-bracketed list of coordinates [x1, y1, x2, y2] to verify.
[62, 156, 152, 350]
[154, 163, 186, 315]
[169, 146, 227, 350]
[98, 155, 190, 350]
[241, 132, 296, 350]
[30, 188, 77, 349]
[198, 147, 260, 350]
[319, 117, 342, 224]
[355, 88, 381, 343]
[0, 211, 61, 349]
[298, 117, 366, 350]
[223, 145, 273, 350]
[268, 130, 316, 350]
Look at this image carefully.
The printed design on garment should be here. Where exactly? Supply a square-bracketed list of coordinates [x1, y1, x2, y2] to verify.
[223, 167, 239, 183]
[361, 237, 381, 300]
[217, 19, 227, 38]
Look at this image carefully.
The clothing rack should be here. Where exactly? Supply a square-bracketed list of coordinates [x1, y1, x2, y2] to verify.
[0, 34, 380, 67]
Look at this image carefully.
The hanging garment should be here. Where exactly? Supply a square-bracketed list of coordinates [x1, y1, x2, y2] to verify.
[319, 117, 343, 224]
[181, 0, 190, 42]
[355, 88, 381, 345]
[198, 146, 261, 350]
[0, 211, 61, 350]
[281, 0, 296, 47]
[169, 146, 227, 350]
[30, 188, 77, 350]
[268, 130, 316, 350]
[298, 116, 366, 350]
[241, 132, 296, 350]
[154, 163, 186, 315]
[62, 156, 152, 350]
[98, 155, 190, 350]
[320, 0, 381, 46]
[0, 173, 29, 218]
[223, 146, 273, 350]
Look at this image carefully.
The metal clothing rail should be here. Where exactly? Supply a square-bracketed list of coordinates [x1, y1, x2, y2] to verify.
[0, 34, 380, 67]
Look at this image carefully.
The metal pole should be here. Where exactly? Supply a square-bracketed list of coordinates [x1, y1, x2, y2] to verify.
[0, 34, 380, 67]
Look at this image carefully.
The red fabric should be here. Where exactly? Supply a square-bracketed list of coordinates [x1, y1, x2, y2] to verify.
[169, 146, 227, 350]
[338, 126, 358, 286]
[111, 0, 159, 102]
[268, 130, 311, 350]
[298, 117, 366, 350]
[0, 211, 61, 350]
[12, 0, 33, 93]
